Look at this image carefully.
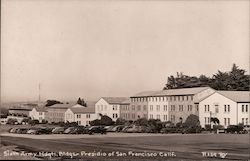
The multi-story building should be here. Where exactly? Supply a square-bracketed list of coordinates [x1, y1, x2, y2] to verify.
[130, 87, 215, 123]
[197, 90, 250, 128]
[45, 104, 75, 123]
[65, 107, 97, 126]
[119, 98, 131, 120]
[95, 97, 129, 121]
[29, 107, 47, 123]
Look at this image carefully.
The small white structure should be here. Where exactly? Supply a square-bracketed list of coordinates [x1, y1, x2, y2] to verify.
[29, 107, 47, 123]
[95, 97, 129, 121]
[198, 91, 250, 128]
[65, 106, 97, 126]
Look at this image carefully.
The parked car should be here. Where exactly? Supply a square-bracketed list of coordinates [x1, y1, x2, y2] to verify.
[64, 127, 76, 134]
[70, 126, 88, 134]
[16, 128, 29, 134]
[52, 127, 66, 134]
[126, 126, 141, 133]
[37, 127, 53, 134]
[9, 128, 18, 133]
[88, 126, 107, 135]
[27, 128, 40, 135]
[226, 125, 244, 134]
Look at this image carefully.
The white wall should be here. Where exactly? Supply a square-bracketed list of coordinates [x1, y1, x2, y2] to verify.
[75, 113, 98, 126]
[199, 92, 237, 128]
[29, 108, 45, 123]
[237, 103, 250, 125]
[148, 96, 169, 122]
[65, 109, 75, 123]
[95, 98, 120, 121]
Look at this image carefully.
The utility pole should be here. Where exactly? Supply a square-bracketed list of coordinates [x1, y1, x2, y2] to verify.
[38, 83, 41, 104]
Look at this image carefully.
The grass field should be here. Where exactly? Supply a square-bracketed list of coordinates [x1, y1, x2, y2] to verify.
[0, 132, 249, 160]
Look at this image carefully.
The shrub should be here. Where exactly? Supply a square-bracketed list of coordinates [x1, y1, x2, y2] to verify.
[100, 115, 113, 126]
[7, 118, 18, 125]
[183, 114, 200, 128]
[90, 119, 101, 126]
[29, 119, 39, 126]
[135, 118, 148, 126]
[115, 118, 126, 125]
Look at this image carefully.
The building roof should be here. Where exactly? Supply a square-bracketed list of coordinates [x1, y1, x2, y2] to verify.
[69, 107, 95, 114]
[131, 91, 159, 97]
[34, 107, 48, 112]
[131, 87, 211, 97]
[102, 97, 129, 104]
[9, 108, 32, 111]
[48, 103, 75, 109]
[217, 90, 250, 103]
[120, 98, 131, 104]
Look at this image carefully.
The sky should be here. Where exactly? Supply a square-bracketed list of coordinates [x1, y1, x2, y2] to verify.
[1, 0, 249, 103]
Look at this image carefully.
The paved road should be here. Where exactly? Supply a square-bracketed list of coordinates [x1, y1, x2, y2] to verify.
[1, 133, 249, 160]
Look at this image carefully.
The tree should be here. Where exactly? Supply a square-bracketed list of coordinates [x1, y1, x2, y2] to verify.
[163, 64, 250, 91]
[183, 114, 200, 128]
[135, 118, 148, 126]
[90, 119, 101, 126]
[100, 115, 114, 126]
[45, 100, 63, 107]
[77, 97, 87, 107]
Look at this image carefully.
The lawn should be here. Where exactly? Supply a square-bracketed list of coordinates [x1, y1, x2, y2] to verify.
[0, 133, 249, 160]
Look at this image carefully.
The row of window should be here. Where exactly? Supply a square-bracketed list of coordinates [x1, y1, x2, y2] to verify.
[76, 121, 90, 125]
[204, 104, 249, 113]
[131, 95, 194, 102]
[47, 113, 64, 117]
[121, 113, 147, 119]
[149, 114, 168, 121]
[242, 118, 249, 125]
[76, 114, 91, 119]
[97, 105, 118, 111]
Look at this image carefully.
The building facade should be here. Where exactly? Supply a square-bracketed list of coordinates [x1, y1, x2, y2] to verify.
[130, 87, 215, 123]
[95, 97, 129, 121]
[29, 107, 47, 123]
[45, 104, 74, 123]
[65, 107, 97, 126]
[198, 91, 250, 128]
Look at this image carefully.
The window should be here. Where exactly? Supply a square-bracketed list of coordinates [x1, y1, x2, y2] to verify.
[191, 96, 193, 100]
[174, 96, 176, 101]
[163, 115, 167, 121]
[150, 114, 153, 119]
[242, 105, 244, 112]
[86, 114, 90, 118]
[157, 115, 160, 119]
[171, 105, 175, 111]
[186, 96, 188, 101]
[132, 105, 135, 111]
[150, 105, 153, 111]
[246, 105, 249, 112]
[86, 121, 90, 125]
[208, 105, 210, 112]
[246, 118, 249, 125]
[77, 114, 81, 118]
[143, 105, 147, 111]
[242, 118, 244, 124]
[156, 105, 160, 111]
[156, 97, 158, 102]
[224, 105, 227, 112]
[137, 105, 141, 111]
[163, 105, 167, 111]
[159, 97, 161, 102]
[179, 105, 183, 111]
[77, 121, 81, 125]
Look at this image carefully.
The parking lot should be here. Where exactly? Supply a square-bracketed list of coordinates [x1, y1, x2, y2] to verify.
[1, 132, 249, 160]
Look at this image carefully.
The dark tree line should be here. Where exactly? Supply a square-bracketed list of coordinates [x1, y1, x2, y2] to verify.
[163, 64, 250, 91]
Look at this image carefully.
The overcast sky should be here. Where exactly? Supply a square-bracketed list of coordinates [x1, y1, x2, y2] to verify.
[1, 0, 249, 103]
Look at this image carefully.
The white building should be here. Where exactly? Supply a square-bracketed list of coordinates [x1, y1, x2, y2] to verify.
[198, 91, 250, 128]
[65, 104, 97, 126]
[130, 87, 215, 123]
[29, 107, 47, 123]
[95, 97, 129, 121]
